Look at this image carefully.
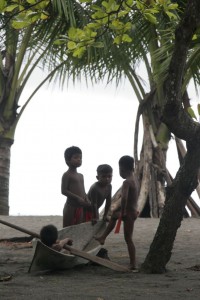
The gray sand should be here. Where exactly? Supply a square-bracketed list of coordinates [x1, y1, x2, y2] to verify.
[0, 216, 200, 299]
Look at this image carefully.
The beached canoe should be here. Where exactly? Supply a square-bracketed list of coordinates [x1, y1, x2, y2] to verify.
[28, 220, 106, 273]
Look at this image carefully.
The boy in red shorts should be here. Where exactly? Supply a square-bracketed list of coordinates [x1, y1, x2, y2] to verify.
[95, 156, 139, 270]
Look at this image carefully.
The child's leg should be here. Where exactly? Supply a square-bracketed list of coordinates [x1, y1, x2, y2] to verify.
[95, 218, 117, 245]
[123, 215, 136, 269]
[95, 211, 120, 245]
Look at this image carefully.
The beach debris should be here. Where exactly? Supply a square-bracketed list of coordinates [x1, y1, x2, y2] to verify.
[187, 264, 200, 271]
[0, 274, 12, 282]
[0, 240, 33, 249]
[186, 288, 193, 292]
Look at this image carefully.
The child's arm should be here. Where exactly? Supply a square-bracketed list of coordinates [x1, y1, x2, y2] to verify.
[52, 238, 73, 252]
[63, 189, 90, 207]
[91, 197, 98, 225]
[51, 243, 62, 252]
[88, 188, 98, 225]
[61, 174, 91, 208]
[59, 238, 73, 248]
[103, 187, 112, 221]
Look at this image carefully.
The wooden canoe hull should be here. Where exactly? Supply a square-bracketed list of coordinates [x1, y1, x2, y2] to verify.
[29, 220, 106, 273]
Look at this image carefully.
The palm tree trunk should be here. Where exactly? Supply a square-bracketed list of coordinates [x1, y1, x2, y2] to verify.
[141, 142, 200, 273]
[136, 113, 169, 217]
[0, 137, 13, 215]
[175, 137, 200, 199]
[140, 0, 200, 273]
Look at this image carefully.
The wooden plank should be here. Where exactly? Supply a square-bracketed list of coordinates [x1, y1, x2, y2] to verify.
[0, 219, 130, 272]
[64, 244, 131, 272]
[0, 219, 40, 238]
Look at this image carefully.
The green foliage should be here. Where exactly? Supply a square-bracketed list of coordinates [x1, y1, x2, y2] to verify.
[64, 26, 98, 57]
[187, 107, 197, 120]
[0, 0, 7, 11]
[156, 123, 171, 150]
[61, 0, 179, 57]
[1, 0, 50, 29]
[3, 0, 180, 58]
[187, 105, 200, 121]
[198, 104, 200, 116]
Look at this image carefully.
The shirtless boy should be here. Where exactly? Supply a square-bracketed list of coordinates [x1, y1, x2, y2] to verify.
[61, 146, 91, 228]
[87, 164, 112, 225]
[40, 224, 73, 252]
[95, 156, 139, 270]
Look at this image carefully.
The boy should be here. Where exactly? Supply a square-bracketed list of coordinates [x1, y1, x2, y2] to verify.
[61, 146, 91, 228]
[40, 224, 73, 252]
[87, 164, 112, 225]
[95, 156, 139, 270]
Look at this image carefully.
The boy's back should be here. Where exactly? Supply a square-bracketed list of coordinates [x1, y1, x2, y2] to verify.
[95, 155, 139, 270]
[87, 182, 111, 209]
[122, 173, 139, 213]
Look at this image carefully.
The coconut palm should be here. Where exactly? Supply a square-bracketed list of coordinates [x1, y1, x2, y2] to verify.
[56, 0, 200, 273]
[1, 0, 200, 220]
[2, 0, 200, 274]
[0, 0, 92, 214]
[57, 0, 200, 218]
[87, 0, 200, 272]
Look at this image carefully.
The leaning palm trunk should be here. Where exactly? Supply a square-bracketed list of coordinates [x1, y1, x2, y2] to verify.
[175, 137, 200, 199]
[136, 114, 152, 215]
[0, 1, 88, 215]
[141, 141, 200, 273]
[0, 138, 13, 214]
[141, 0, 200, 273]
[135, 110, 168, 217]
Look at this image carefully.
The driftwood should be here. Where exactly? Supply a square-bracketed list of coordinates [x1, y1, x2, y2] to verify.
[63, 244, 130, 272]
[0, 219, 40, 238]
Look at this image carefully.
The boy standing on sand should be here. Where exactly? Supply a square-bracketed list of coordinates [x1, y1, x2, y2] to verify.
[87, 164, 112, 225]
[95, 156, 139, 270]
[61, 146, 91, 228]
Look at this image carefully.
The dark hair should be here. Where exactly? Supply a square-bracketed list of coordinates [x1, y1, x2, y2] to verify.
[119, 155, 134, 171]
[97, 164, 113, 175]
[64, 146, 82, 162]
[40, 224, 58, 247]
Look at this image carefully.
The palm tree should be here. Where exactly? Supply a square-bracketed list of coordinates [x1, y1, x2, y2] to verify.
[57, 0, 200, 272]
[83, 0, 200, 272]
[2, 0, 200, 220]
[2, 0, 200, 274]
[141, 0, 200, 272]
[56, 0, 200, 218]
[0, 0, 90, 214]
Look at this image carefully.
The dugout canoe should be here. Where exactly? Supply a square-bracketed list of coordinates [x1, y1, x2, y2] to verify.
[28, 220, 106, 273]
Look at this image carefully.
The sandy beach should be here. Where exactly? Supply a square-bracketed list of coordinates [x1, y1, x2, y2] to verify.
[1, 216, 200, 300]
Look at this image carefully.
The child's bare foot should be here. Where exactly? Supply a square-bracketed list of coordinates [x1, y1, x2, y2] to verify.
[129, 264, 137, 271]
[131, 269, 139, 273]
[94, 236, 105, 245]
